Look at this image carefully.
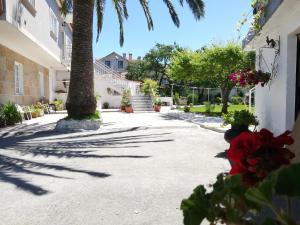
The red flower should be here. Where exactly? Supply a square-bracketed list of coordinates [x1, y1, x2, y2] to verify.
[227, 129, 295, 186]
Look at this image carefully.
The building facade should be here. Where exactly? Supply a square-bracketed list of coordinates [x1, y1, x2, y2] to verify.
[0, 0, 72, 105]
[244, 0, 300, 135]
[97, 52, 132, 74]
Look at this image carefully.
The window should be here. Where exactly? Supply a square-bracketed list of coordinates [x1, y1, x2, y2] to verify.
[14, 62, 24, 95]
[21, 0, 36, 16]
[50, 8, 59, 41]
[105, 61, 111, 68]
[39, 72, 45, 97]
[118, 60, 124, 69]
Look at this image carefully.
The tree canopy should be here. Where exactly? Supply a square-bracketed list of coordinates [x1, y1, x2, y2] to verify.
[167, 42, 255, 113]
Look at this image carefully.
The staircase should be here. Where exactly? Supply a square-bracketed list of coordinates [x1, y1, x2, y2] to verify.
[132, 95, 154, 112]
[94, 60, 139, 95]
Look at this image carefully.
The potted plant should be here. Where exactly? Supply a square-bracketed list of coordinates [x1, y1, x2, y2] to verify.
[153, 98, 162, 112]
[121, 89, 133, 113]
[223, 110, 258, 143]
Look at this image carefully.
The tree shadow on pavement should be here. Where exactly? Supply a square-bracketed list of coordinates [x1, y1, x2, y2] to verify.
[0, 124, 174, 195]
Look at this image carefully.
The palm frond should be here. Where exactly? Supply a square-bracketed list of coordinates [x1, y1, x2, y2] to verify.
[184, 0, 205, 20]
[59, 0, 73, 16]
[112, 0, 125, 46]
[163, 0, 180, 27]
[95, 0, 105, 42]
[139, 0, 154, 30]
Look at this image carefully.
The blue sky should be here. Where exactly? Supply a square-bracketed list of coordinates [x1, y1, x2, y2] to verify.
[93, 0, 252, 59]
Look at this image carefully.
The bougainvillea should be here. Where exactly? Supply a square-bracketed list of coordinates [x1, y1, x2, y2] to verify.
[229, 70, 271, 87]
[227, 129, 295, 186]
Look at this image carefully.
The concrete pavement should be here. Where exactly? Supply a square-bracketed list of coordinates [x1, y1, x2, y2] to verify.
[0, 111, 230, 225]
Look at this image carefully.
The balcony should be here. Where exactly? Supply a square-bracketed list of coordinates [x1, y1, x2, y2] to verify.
[242, 0, 283, 48]
[61, 44, 72, 68]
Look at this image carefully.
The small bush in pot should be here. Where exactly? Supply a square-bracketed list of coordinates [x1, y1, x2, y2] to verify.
[223, 110, 258, 143]
[121, 90, 133, 113]
[153, 98, 162, 112]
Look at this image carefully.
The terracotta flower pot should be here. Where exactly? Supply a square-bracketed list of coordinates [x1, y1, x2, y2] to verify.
[154, 105, 161, 112]
[125, 106, 133, 113]
[120, 105, 126, 112]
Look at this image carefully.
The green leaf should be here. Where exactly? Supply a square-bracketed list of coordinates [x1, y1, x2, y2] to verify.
[274, 163, 300, 197]
[245, 180, 273, 207]
[181, 186, 210, 225]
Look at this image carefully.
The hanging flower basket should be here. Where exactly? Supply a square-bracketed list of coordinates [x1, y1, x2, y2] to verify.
[229, 70, 271, 87]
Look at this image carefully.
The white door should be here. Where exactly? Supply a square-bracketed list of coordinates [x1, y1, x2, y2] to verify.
[39, 72, 45, 97]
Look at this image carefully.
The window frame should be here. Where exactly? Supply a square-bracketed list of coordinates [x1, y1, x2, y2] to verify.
[118, 60, 124, 69]
[21, 0, 36, 16]
[105, 61, 111, 68]
[49, 8, 59, 42]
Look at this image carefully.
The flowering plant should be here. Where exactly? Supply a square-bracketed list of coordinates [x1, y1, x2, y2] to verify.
[229, 70, 271, 87]
[227, 129, 295, 186]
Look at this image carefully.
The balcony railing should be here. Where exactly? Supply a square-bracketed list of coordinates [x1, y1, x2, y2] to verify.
[61, 44, 72, 67]
[243, 0, 283, 48]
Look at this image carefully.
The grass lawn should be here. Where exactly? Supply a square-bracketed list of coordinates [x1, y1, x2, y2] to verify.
[179, 104, 255, 116]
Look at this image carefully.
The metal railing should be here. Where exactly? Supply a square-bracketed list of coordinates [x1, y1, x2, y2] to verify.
[94, 60, 141, 95]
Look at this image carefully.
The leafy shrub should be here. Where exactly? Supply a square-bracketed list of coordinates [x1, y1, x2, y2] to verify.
[231, 96, 243, 105]
[187, 94, 198, 105]
[0, 106, 6, 127]
[181, 163, 300, 225]
[140, 79, 158, 96]
[102, 102, 110, 109]
[51, 100, 64, 111]
[214, 97, 222, 105]
[184, 105, 190, 113]
[121, 89, 131, 107]
[223, 109, 258, 127]
[174, 93, 180, 105]
[1, 102, 22, 126]
[153, 98, 162, 106]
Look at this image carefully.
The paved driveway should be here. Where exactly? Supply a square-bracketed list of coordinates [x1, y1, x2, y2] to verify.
[0, 111, 230, 225]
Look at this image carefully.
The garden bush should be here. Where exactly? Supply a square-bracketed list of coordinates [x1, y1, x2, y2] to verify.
[174, 92, 180, 105]
[184, 105, 190, 113]
[140, 79, 158, 96]
[51, 100, 64, 111]
[230, 96, 243, 105]
[1, 102, 22, 126]
[102, 102, 110, 109]
[214, 97, 222, 105]
[187, 94, 198, 105]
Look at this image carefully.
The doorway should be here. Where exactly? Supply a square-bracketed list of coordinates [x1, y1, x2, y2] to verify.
[295, 34, 300, 120]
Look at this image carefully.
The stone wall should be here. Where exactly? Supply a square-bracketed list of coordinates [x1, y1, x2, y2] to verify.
[0, 44, 49, 105]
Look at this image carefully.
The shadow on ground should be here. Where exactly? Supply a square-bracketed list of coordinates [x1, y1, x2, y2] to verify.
[0, 124, 173, 195]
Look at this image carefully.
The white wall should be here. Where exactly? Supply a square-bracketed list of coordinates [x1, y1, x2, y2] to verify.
[3, 0, 72, 66]
[246, 0, 300, 134]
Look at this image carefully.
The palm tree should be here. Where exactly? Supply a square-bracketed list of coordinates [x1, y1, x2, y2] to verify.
[61, 0, 205, 118]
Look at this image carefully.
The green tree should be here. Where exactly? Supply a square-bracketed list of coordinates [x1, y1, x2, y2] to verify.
[168, 43, 255, 113]
[143, 43, 183, 82]
[61, 0, 205, 118]
[126, 60, 148, 81]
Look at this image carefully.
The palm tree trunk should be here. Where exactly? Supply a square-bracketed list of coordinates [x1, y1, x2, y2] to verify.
[66, 0, 96, 118]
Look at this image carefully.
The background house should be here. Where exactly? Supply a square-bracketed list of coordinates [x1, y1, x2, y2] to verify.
[243, 0, 300, 135]
[0, 0, 72, 105]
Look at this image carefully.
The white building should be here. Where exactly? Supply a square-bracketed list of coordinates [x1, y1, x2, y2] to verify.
[0, 0, 72, 105]
[243, 0, 300, 135]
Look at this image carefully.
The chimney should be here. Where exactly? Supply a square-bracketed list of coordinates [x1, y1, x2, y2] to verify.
[129, 53, 133, 61]
[123, 53, 127, 59]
